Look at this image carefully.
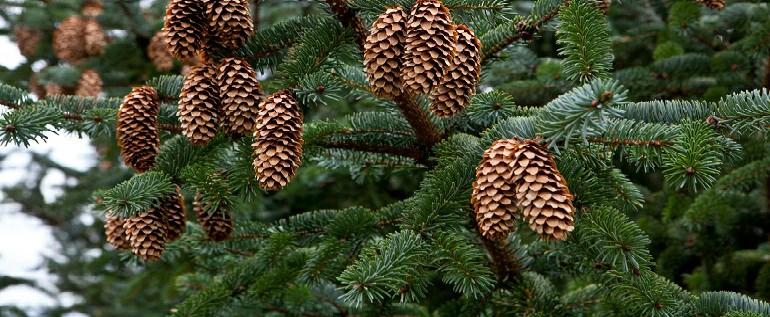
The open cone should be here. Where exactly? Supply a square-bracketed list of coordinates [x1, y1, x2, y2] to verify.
[472, 139, 520, 240]
[53, 16, 86, 63]
[159, 186, 187, 242]
[194, 192, 233, 241]
[253, 90, 303, 191]
[217, 57, 263, 136]
[363, 6, 406, 99]
[117, 86, 160, 173]
[14, 26, 41, 58]
[163, 0, 207, 60]
[123, 208, 168, 261]
[104, 214, 130, 250]
[429, 24, 481, 117]
[206, 0, 254, 49]
[75, 69, 103, 97]
[179, 63, 220, 146]
[148, 31, 175, 71]
[84, 18, 107, 56]
[401, 0, 456, 95]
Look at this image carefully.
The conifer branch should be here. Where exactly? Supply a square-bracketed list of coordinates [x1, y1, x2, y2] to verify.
[392, 93, 443, 147]
[481, 2, 562, 64]
[480, 237, 523, 282]
[325, 0, 368, 51]
[317, 140, 425, 164]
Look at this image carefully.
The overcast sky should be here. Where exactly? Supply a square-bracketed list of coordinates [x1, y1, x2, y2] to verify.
[0, 35, 96, 316]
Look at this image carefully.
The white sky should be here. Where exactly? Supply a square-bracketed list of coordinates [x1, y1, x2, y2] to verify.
[0, 36, 95, 316]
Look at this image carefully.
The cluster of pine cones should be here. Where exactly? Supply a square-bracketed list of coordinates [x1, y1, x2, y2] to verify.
[363, 0, 482, 117]
[472, 139, 576, 241]
[22, 0, 106, 99]
[105, 187, 233, 261]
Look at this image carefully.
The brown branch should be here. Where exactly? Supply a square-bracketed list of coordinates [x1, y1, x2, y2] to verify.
[392, 93, 443, 147]
[480, 238, 523, 282]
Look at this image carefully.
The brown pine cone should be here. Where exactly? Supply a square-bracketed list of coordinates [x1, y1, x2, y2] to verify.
[591, 0, 612, 14]
[429, 24, 481, 117]
[104, 214, 130, 250]
[75, 69, 103, 97]
[401, 0, 457, 95]
[472, 139, 519, 241]
[364, 6, 406, 99]
[163, 0, 207, 60]
[159, 186, 187, 242]
[206, 0, 254, 49]
[14, 26, 41, 58]
[510, 140, 575, 241]
[84, 18, 107, 56]
[117, 86, 160, 173]
[123, 208, 168, 261]
[179, 63, 221, 146]
[696, 0, 725, 9]
[81, 0, 103, 17]
[45, 84, 69, 97]
[53, 16, 86, 63]
[194, 192, 233, 241]
[148, 31, 175, 71]
[217, 57, 263, 136]
[253, 90, 303, 191]
[29, 74, 46, 99]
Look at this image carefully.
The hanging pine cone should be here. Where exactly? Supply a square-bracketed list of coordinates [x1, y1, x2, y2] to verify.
[253, 90, 303, 191]
[84, 18, 107, 56]
[53, 16, 86, 63]
[429, 24, 481, 117]
[148, 31, 175, 71]
[81, 0, 103, 17]
[75, 69, 103, 97]
[159, 186, 186, 242]
[364, 6, 406, 99]
[696, 0, 725, 9]
[206, 0, 254, 49]
[104, 214, 130, 250]
[401, 0, 457, 95]
[510, 140, 575, 241]
[217, 57, 263, 136]
[163, 0, 207, 60]
[123, 208, 168, 261]
[591, 0, 611, 14]
[179, 63, 220, 146]
[472, 139, 519, 241]
[14, 26, 41, 58]
[45, 84, 68, 97]
[117, 86, 160, 173]
[194, 192, 233, 241]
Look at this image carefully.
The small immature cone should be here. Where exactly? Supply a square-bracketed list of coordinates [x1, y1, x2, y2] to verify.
[117, 86, 160, 173]
[75, 69, 103, 97]
[163, 0, 207, 60]
[429, 24, 481, 117]
[363, 6, 406, 99]
[217, 58, 263, 136]
[472, 139, 520, 240]
[206, 0, 254, 49]
[194, 192, 233, 241]
[14, 26, 41, 58]
[179, 63, 221, 145]
[159, 186, 187, 242]
[253, 90, 303, 191]
[123, 208, 168, 261]
[104, 214, 130, 250]
[84, 18, 107, 56]
[696, 0, 725, 10]
[510, 140, 575, 241]
[148, 31, 175, 71]
[401, 0, 457, 95]
[53, 16, 86, 63]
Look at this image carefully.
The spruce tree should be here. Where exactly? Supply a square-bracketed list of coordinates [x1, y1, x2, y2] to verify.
[1, 0, 770, 316]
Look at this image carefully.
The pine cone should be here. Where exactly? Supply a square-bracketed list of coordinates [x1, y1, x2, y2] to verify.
[591, 0, 611, 14]
[29, 74, 46, 99]
[45, 84, 68, 97]
[163, 0, 207, 60]
[696, 0, 725, 9]
[401, 0, 457, 95]
[217, 57, 263, 136]
[253, 90, 303, 191]
[14, 26, 41, 58]
[84, 18, 107, 56]
[148, 31, 175, 71]
[104, 214, 130, 250]
[159, 186, 187, 242]
[81, 0, 103, 17]
[429, 24, 481, 117]
[364, 6, 406, 99]
[123, 208, 168, 261]
[75, 69, 103, 97]
[472, 139, 519, 241]
[206, 0, 254, 49]
[194, 192, 233, 241]
[53, 16, 86, 63]
[179, 63, 221, 146]
[117, 86, 160, 173]
[510, 140, 575, 241]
